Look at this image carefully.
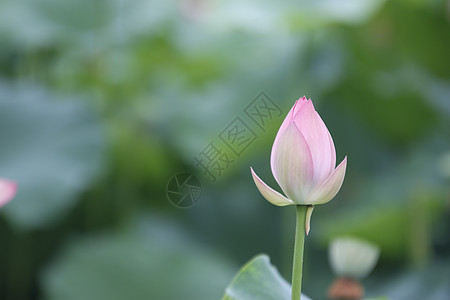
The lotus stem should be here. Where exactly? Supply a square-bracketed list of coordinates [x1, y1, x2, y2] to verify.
[292, 205, 307, 300]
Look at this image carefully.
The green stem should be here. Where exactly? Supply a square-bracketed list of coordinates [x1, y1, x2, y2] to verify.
[292, 205, 307, 300]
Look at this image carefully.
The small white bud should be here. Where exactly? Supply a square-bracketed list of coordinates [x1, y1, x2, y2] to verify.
[329, 237, 380, 279]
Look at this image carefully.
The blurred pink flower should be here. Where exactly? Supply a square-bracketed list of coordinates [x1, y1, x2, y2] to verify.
[251, 97, 347, 207]
[0, 178, 17, 208]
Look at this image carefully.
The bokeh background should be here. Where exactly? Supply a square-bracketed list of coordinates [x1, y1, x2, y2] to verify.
[0, 0, 449, 299]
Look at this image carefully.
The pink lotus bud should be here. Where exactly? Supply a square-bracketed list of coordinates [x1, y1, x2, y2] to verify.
[0, 178, 17, 208]
[251, 97, 347, 207]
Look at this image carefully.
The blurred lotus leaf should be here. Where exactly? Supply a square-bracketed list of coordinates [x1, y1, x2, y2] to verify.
[0, 81, 105, 230]
[41, 217, 236, 300]
[367, 259, 450, 300]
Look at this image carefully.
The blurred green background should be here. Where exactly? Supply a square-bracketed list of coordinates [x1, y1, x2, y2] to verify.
[0, 0, 449, 299]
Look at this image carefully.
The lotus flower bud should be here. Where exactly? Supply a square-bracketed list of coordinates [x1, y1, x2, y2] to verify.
[329, 237, 380, 280]
[0, 178, 17, 208]
[251, 97, 347, 207]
